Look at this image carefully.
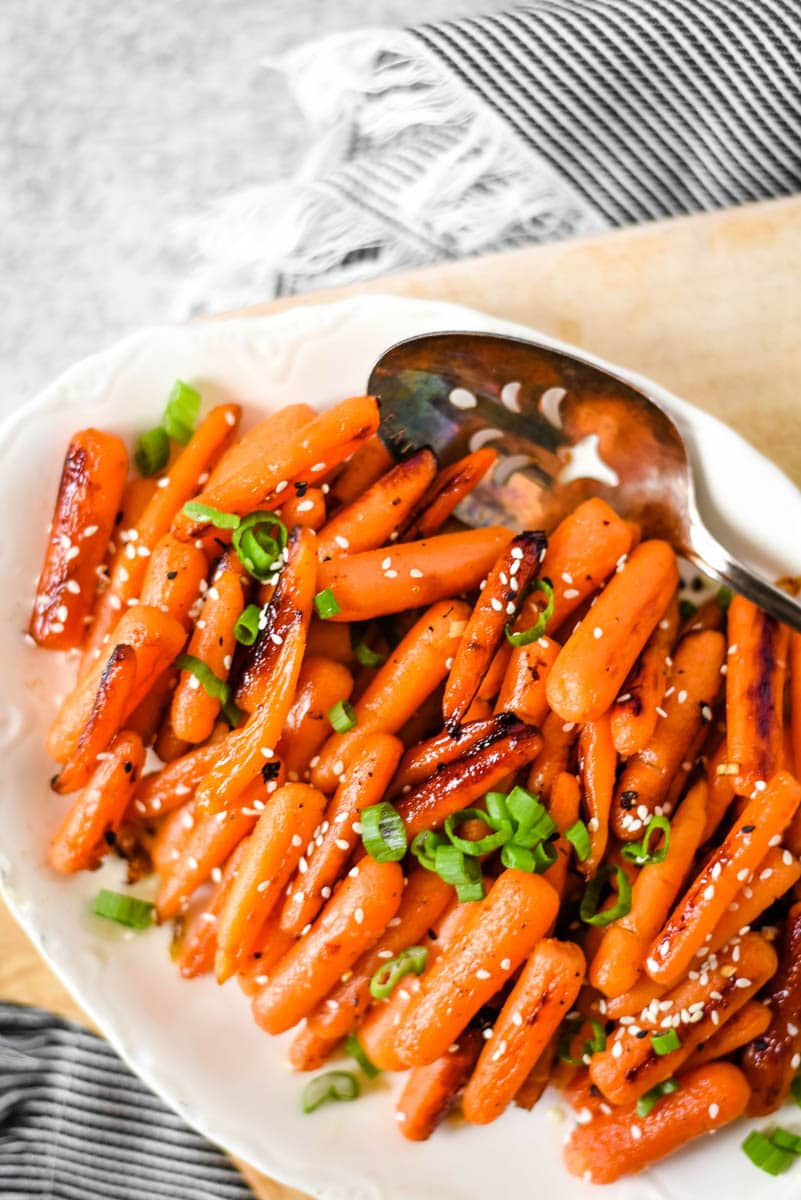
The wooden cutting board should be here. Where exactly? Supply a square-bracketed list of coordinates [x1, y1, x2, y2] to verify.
[3, 194, 800, 1200]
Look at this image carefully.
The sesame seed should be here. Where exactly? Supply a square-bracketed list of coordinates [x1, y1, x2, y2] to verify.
[321, 886, 332, 899]
[476, 968, 491, 980]
[500, 957, 511, 971]
[611, 1041, 623, 1059]
[187, 855, 198, 870]
[655, 706, 668, 719]
[630, 1125, 642, 1141]
[490, 598, 503, 612]
[703, 884, 715, 900]
[793, 1053, 801, 1069]
[260, 747, 274, 758]
[384, 569, 398, 579]
[311, 462, 326, 473]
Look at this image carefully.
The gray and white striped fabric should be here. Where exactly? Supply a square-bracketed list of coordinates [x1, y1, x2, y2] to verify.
[0, 1003, 254, 1199]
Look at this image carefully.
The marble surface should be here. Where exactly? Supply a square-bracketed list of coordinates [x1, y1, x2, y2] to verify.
[0, 0, 506, 411]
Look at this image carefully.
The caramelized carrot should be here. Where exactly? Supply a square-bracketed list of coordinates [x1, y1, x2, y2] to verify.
[741, 901, 801, 1114]
[682, 1001, 771, 1071]
[30, 429, 128, 650]
[287, 1024, 341, 1072]
[610, 595, 678, 757]
[327, 436, 394, 509]
[547, 541, 680, 724]
[514, 1036, 559, 1110]
[538, 498, 634, 633]
[236, 910, 298, 997]
[706, 844, 801, 954]
[252, 859, 404, 1034]
[276, 657, 355, 782]
[399, 448, 497, 541]
[305, 618, 355, 666]
[543, 771, 581, 899]
[177, 837, 250, 979]
[494, 636, 560, 727]
[48, 731, 145, 872]
[315, 528, 513, 624]
[702, 737, 739, 842]
[277, 486, 326, 531]
[139, 534, 209, 630]
[478, 643, 511, 703]
[396, 1028, 484, 1141]
[791, 632, 801, 785]
[150, 799, 196, 877]
[130, 734, 226, 821]
[125, 667, 178, 747]
[390, 714, 514, 797]
[726, 596, 791, 795]
[679, 594, 724, 636]
[51, 645, 137, 794]
[207, 405, 315, 489]
[578, 714, 616, 876]
[527, 710, 580, 800]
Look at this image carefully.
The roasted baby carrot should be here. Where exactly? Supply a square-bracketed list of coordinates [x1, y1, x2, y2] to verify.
[741, 901, 801, 1114]
[494, 635, 560, 727]
[208, 404, 315, 489]
[610, 594, 678, 757]
[399, 448, 497, 541]
[125, 667, 178, 747]
[48, 731, 145, 872]
[564, 1062, 750, 1184]
[252, 859, 404, 1034]
[177, 837, 250, 979]
[314, 528, 513, 624]
[682, 1001, 771, 1071]
[463, 939, 586, 1125]
[150, 798, 196, 877]
[514, 1036, 559, 1110]
[312, 600, 470, 792]
[578, 714, 616, 877]
[527, 711, 580, 800]
[277, 486, 326, 531]
[537, 498, 634, 634]
[546, 540, 680, 724]
[236, 909, 298, 997]
[30, 429, 128, 650]
[326, 435, 394, 509]
[478, 644, 511, 703]
[443, 531, 546, 729]
[287, 1024, 341, 1072]
[305, 618, 355, 666]
[645, 770, 801, 989]
[679, 594, 724, 636]
[51, 644, 137, 794]
[131, 735, 226, 820]
[791, 632, 801, 785]
[543, 771, 581, 900]
[612, 630, 725, 840]
[394, 870, 559, 1067]
[390, 714, 515, 797]
[214, 783, 328, 981]
[276, 657, 355, 782]
[139, 533, 209, 630]
[726, 595, 790, 794]
[316, 448, 437, 561]
[706, 844, 801, 954]
[702, 737, 738, 842]
[396, 1027, 484, 1141]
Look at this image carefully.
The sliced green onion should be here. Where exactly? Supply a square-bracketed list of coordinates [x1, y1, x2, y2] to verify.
[328, 699, 357, 734]
[565, 819, 592, 862]
[345, 1033, 380, 1079]
[175, 653, 242, 728]
[444, 808, 511, 856]
[234, 603, 262, 646]
[410, 829, 448, 873]
[353, 641, 386, 668]
[301, 1070, 360, 1114]
[361, 802, 407, 863]
[314, 588, 341, 619]
[650, 1028, 681, 1056]
[621, 814, 671, 866]
[557, 1015, 606, 1066]
[636, 1078, 679, 1117]
[501, 842, 535, 872]
[369, 946, 428, 1000]
[181, 500, 241, 530]
[531, 839, 559, 873]
[678, 598, 698, 621]
[791, 1075, 801, 1107]
[135, 427, 170, 477]
[505, 579, 555, 647]
[584, 1018, 607, 1057]
[434, 844, 485, 902]
[163, 380, 201, 445]
[716, 585, 734, 611]
[92, 889, 154, 929]
[580, 863, 632, 927]
[505, 786, 556, 844]
[232, 511, 288, 581]
[741, 1130, 796, 1175]
[484, 791, 511, 829]
[770, 1128, 801, 1156]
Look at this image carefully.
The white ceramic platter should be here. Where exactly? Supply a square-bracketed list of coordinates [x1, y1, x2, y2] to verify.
[2, 295, 800, 1200]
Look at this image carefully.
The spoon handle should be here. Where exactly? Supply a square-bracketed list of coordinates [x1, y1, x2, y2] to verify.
[685, 521, 801, 634]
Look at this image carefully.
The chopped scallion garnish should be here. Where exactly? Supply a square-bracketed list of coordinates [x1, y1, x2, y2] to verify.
[344, 1033, 381, 1079]
[328, 699, 357, 734]
[650, 1028, 681, 1056]
[505, 579, 554, 647]
[565, 819, 592, 862]
[135, 427, 170, 477]
[92, 889, 155, 929]
[741, 1130, 796, 1175]
[232, 511, 288, 582]
[434, 843, 485, 902]
[579, 863, 632, 927]
[361, 802, 407, 863]
[636, 1078, 678, 1117]
[621, 814, 671, 867]
[182, 500, 241, 530]
[444, 808, 511, 856]
[301, 1070, 360, 1114]
[353, 641, 386, 668]
[175, 653, 242, 728]
[369, 946, 428, 1000]
[314, 588, 341, 619]
[234, 603, 262, 646]
[163, 380, 201, 445]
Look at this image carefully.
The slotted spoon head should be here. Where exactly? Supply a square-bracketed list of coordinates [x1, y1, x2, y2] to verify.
[368, 331, 801, 632]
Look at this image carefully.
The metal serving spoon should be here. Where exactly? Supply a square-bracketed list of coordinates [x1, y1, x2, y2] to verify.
[368, 331, 801, 632]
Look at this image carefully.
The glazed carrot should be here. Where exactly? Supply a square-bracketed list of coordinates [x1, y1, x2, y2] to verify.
[139, 533, 209, 630]
[645, 771, 801, 989]
[741, 902, 801, 1114]
[702, 737, 738, 842]
[312, 600, 470, 792]
[252, 859, 404, 1034]
[604, 974, 666, 1021]
[399, 447, 497, 541]
[610, 594, 678, 757]
[82, 404, 240, 669]
[170, 552, 249, 743]
[706, 844, 801, 954]
[564, 1062, 750, 1185]
[236, 910, 298, 997]
[315, 528, 513, 624]
[215, 783, 329, 981]
[612, 630, 725, 841]
[679, 594, 724, 636]
[514, 1036, 559, 1110]
[327, 436, 394, 509]
[287, 1024, 341, 1072]
[130, 735, 227, 820]
[116, 474, 159, 532]
[537, 498, 634, 633]
[174, 396, 379, 538]
[154, 715, 190, 763]
[395, 871, 559, 1067]
[30, 429, 128, 650]
[276, 657, 355, 782]
[494, 635, 560, 727]
[277, 486, 326, 531]
[726, 595, 790, 794]
[47, 606, 187, 764]
[478, 644, 511, 704]
[591, 932, 776, 1106]
[51, 645, 137, 794]
[547, 540, 680, 724]
[396, 1028, 484, 1141]
[396, 720, 543, 838]
[463, 939, 586, 1125]
[306, 868, 453, 1040]
[791, 632, 801, 784]
[316, 448, 437, 561]
[208, 404, 315, 489]
[590, 779, 707, 998]
[279, 735, 404, 938]
[125, 667, 178, 747]
[543, 771, 581, 899]
[390, 714, 515, 797]
[305, 618, 355, 666]
[150, 799, 196, 877]
[443, 532, 546, 729]
[527, 711, 580, 801]
[578, 714, 616, 877]
[48, 731, 145, 872]
[177, 837, 250, 979]
[682, 1001, 771, 1071]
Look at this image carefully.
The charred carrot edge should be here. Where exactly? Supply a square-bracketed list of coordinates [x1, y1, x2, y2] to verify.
[208, 404, 315, 490]
[396, 1027, 485, 1141]
[215, 783, 329, 981]
[48, 731, 146, 873]
[252, 859, 404, 1035]
[279, 735, 404, 938]
[527, 710, 580, 801]
[277, 486, 326, 532]
[538, 498, 634, 634]
[610, 594, 678, 757]
[30, 429, 129, 650]
[314, 527, 513, 624]
[612, 630, 725, 841]
[542, 772, 581, 900]
[645, 770, 801, 989]
[287, 1023, 342, 1072]
[51, 645, 137, 794]
[276, 657, 355, 782]
[742, 901, 801, 1115]
[578, 714, 616, 878]
[726, 596, 790, 794]
[682, 1000, 771, 1071]
[390, 714, 515, 798]
[326, 436, 395, 510]
[443, 531, 546, 729]
[463, 939, 586, 1125]
[547, 540, 680, 724]
[316, 448, 437, 561]
[394, 871, 559, 1067]
[706, 844, 801, 955]
[139, 534, 209, 630]
[177, 837, 251, 979]
[312, 599, 471, 793]
[494, 636, 560, 728]
[398, 447, 497, 542]
[564, 1063, 750, 1185]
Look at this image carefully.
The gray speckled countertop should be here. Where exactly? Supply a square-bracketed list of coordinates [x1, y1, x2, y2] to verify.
[0, 0, 505, 412]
